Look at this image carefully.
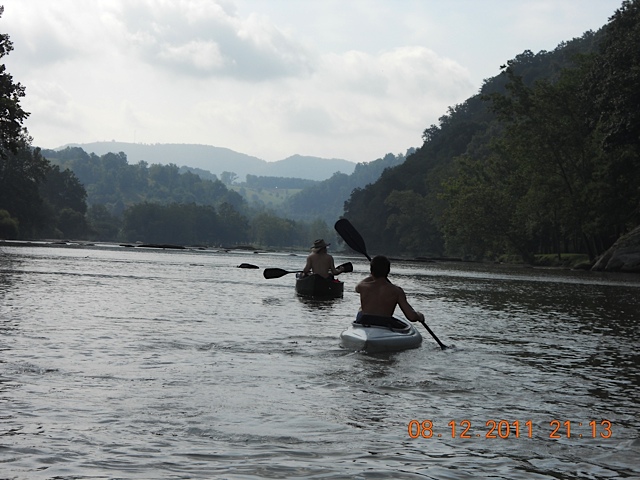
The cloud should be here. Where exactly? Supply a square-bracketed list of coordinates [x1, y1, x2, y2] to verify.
[22, 81, 76, 127]
[116, 0, 316, 80]
[278, 46, 473, 139]
[3, 0, 617, 163]
[2, 1, 98, 65]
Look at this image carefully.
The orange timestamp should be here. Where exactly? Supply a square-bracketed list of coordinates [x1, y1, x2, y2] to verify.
[407, 419, 613, 439]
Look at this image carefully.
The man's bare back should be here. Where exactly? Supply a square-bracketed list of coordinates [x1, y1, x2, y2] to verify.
[302, 239, 343, 278]
[303, 251, 340, 278]
[355, 256, 424, 323]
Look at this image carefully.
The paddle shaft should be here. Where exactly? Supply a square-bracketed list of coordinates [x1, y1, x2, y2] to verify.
[419, 320, 448, 350]
[264, 262, 352, 279]
[334, 218, 448, 350]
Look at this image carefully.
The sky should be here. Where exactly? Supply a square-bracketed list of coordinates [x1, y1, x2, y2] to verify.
[1, 0, 624, 164]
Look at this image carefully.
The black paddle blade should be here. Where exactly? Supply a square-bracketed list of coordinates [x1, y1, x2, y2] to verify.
[337, 262, 353, 273]
[263, 268, 297, 279]
[334, 219, 371, 261]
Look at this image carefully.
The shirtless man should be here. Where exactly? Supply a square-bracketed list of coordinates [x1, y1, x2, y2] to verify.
[302, 239, 345, 278]
[355, 255, 425, 322]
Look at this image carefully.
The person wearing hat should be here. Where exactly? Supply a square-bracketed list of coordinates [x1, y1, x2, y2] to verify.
[302, 239, 345, 279]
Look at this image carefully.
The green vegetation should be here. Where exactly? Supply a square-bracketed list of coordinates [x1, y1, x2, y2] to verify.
[343, 1, 640, 264]
[226, 153, 410, 225]
[0, 7, 87, 239]
[280, 151, 411, 224]
[496, 253, 590, 269]
[230, 185, 303, 210]
[533, 254, 591, 269]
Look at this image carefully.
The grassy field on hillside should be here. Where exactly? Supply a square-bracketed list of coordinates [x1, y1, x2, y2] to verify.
[230, 186, 302, 209]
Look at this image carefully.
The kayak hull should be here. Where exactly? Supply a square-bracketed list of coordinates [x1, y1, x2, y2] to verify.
[295, 273, 344, 299]
[340, 316, 422, 353]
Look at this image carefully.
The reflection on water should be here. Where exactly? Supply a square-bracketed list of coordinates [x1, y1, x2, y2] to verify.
[0, 245, 638, 479]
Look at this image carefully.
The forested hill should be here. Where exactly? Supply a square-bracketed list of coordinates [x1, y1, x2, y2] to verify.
[341, 1, 640, 264]
[62, 142, 356, 181]
[280, 150, 413, 224]
[42, 147, 245, 215]
[43, 145, 411, 227]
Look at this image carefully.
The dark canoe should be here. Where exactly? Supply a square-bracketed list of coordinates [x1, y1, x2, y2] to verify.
[295, 273, 344, 299]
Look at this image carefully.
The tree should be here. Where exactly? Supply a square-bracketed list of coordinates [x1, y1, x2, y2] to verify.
[586, 0, 640, 151]
[583, 0, 640, 237]
[35, 165, 89, 238]
[217, 202, 249, 245]
[0, 208, 18, 239]
[87, 204, 121, 241]
[121, 202, 224, 245]
[0, 144, 49, 237]
[40, 165, 88, 214]
[441, 151, 536, 262]
[220, 171, 238, 185]
[250, 211, 300, 248]
[0, 7, 51, 237]
[0, 6, 29, 157]
[57, 208, 88, 239]
[385, 190, 444, 256]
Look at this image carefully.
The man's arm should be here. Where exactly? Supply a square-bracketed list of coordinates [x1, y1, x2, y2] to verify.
[397, 286, 424, 322]
[329, 257, 342, 275]
[302, 255, 313, 275]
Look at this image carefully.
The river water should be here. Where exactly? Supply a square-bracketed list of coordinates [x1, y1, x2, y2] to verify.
[0, 243, 638, 479]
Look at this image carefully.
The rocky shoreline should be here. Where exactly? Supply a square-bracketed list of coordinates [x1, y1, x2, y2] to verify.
[591, 225, 640, 273]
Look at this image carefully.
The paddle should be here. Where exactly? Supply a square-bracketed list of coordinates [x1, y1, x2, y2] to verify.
[263, 262, 353, 279]
[334, 218, 449, 350]
[338, 261, 353, 273]
[334, 219, 371, 261]
[263, 268, 301, 279]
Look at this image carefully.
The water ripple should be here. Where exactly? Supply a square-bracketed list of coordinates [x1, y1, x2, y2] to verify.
[0, 247, 638, 479]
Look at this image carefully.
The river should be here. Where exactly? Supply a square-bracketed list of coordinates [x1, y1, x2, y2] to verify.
[0, 243, 638, 479]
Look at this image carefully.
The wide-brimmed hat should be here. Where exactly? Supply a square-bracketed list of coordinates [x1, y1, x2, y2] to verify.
[311, 239, 330, 251]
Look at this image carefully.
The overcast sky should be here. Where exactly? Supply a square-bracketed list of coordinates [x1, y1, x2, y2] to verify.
[2, 0, 623, 163]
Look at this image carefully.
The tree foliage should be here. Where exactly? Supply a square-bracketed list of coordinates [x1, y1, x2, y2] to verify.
[0, 12, 92, 240]
[245, 174, 317, 189]
[0, 208, 18, 238]
[283, 151, 410, 225]
[0, 6, 29, 157]
[343, 6, 639, 262]
[45, 148, 245, 213]
[38, 164, 89, 238]
[121, 202, 222, 245]
[586, 0, 640, 150]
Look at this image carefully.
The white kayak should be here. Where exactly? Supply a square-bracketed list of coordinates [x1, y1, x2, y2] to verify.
[340, 315, 423, 353]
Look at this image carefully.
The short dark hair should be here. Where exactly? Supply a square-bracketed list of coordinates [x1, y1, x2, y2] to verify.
[370, 255, 390, 277]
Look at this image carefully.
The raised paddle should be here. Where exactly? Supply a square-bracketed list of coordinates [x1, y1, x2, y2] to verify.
[334, 219, 371, 261]
[334, 218, 449, 350]
[263, 262, 353, 279]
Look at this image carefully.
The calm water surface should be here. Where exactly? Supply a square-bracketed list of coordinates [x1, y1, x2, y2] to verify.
[0, 244, 638, 479]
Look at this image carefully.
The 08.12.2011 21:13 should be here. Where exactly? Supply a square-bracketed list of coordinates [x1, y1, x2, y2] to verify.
[407, 419, 613, 439]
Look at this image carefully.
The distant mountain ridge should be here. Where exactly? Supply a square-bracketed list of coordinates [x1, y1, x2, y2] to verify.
[60, 142, 356, 181]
